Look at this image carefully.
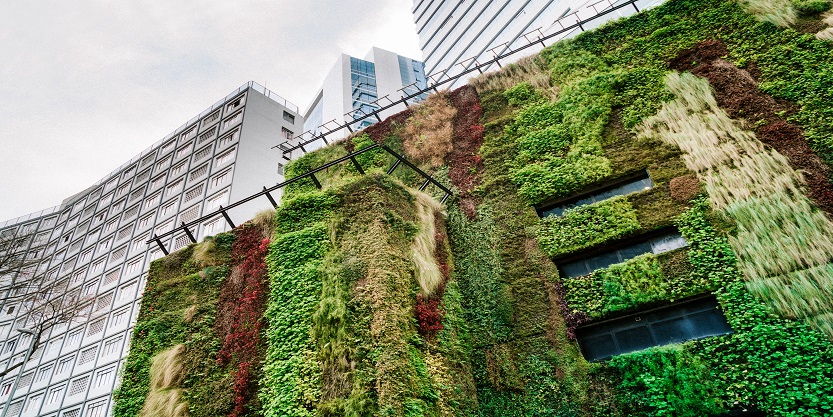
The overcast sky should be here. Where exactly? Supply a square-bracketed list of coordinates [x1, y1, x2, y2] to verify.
[0, 0, 422, 222]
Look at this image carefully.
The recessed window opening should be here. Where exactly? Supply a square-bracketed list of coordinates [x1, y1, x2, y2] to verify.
[576, 295, 733, 361]
[537, 171, 654, 218]
[558, 229, 687, 278]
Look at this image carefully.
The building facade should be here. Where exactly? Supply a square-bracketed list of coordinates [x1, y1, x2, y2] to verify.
[0, 82, 302, 417]
[412, 0, 665, 86]
[301, 47, 427, 147]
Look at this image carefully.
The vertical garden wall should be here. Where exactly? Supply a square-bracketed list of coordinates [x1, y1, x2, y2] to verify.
[114, 0, 833, 415]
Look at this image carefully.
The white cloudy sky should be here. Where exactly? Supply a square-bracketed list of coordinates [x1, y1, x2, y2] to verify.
[0, 0, 422, 222]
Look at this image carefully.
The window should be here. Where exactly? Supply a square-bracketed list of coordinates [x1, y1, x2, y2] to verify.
[25, 392, 43, 412]
[93, 367, 114, 389]
[125, 258, 141, 275]
[215, 148, 236, 166]
[1, 382, 11, 396]
[116, 182, 131, 197]
[181, 125, 197, 140]
[135, 169, 151, 183]
[166, 179, 184, 196]
[140, 153, 156, 167]
[71, 269, 86, 285]
[36, 364, 53, 382]
[4, 339, 17, 353]
[155, 155, 171, 172]
[174, 234, 191, 251]
[90, 258, 105, 273]
[68, 376, 89, 396]
[155, 219, 174, 234]
[160, 200, 177, 217]
[281, 127, 293, 140]
[105, 178, 119, 190]
[538, 172, 655, 218]
[79, 249, 92, 263]
[6, 401, 21, 416]
[170, 160, 187, 177]
[56, 356, 73, 374]
[175, 142, 193, 159]
[179, 205, 200, 224]
[143, 192, 161, 209]
[102, 336, 122, 357]
[210, 170, 231, 188]
[184, 184, 204, 202]
[119, 282, 136, 300]
[131, 233, 148, 252]
[45, 385, 64, 405]
[110, 308, 129, 327]
[122, 205, 139, 221]
[63, 408, 81, 417]
[138, 213, 154, 229]
[149, 174, 166, 190]
[226, 95, 244, 112]
[66, 330, 82, 346]
[149, 248, 163, 262]
[559, 231, 688, 278]
[198, 126, 217, 143]
[193, 145, 212, 161]
[222, 111, 243, 129]
[87, 400, 107, 417]
[95, 292, 114, 311]
[18, 372, 33, 388]
[202, 110, 221, 126]
[110, 246, 127, 263]
[577, 296, 733, 361]
[160, 139, 176, 154]
[109, 199, 126, 216]
[283, 110, 295, 123]
[78, 346, 98, 364]
[189, 164, 209, 182]
[202, 218, 222, 238]
[83, 282, 97, 296]
[218, 129, 239, 147]
[206, 191, 228, 210]
[47, 338, 62, 354]
[103, 269, 120, 285]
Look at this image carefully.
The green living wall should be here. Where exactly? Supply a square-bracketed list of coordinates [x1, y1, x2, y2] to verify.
[115, 0, 833, 415]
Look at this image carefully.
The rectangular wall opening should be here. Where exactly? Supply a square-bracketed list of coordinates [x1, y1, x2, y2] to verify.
[576, 296, 733, 361]
[537, 171, 653, 218]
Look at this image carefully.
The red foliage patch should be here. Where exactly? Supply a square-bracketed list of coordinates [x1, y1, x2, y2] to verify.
[214, 226, 270, 417]
[363, 108, 413, 144]
[415, 214, 452, 338]
[447, 85, 486, 219]
[669, 40, 833, 216]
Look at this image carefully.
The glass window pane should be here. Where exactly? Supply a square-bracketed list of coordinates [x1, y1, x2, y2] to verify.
[651, 317, 690, 345]
[615, 326, 654, 354]
[619, 241, 652, 262]
[688, 310, 733, 338]
[587, 252, 620, 271]
[561, 261, 590, 278]
[581, 334, 618, 361]
[651, 233, 688, 254]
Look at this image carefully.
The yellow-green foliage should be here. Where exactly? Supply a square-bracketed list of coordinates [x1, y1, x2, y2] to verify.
[738, 0, 798, 26]
[818, 10, 833, 39]
[412, 191, 443, 296]
[402, 92, 457, 166]
[643, 72, 833, 338]
[470, 55, 554, 98]
[141, 344, 189, 417]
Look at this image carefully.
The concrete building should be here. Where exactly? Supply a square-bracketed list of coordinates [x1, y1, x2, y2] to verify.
[300, 47, 427, 148]
[413, 0, 665, 86]
[0, 82, 302, 417]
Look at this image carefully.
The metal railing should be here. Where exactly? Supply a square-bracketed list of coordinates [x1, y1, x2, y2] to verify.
[275, 0, 644, 159]
[146, 144, 453, 254]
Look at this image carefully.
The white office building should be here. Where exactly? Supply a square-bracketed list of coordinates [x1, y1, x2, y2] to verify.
[413, 0, 664, 86]
[299, 47, 428, 149]
[0, 82, 302, 417]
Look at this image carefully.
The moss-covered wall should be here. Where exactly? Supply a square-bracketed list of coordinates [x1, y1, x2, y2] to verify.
[115, 0, 833, 415]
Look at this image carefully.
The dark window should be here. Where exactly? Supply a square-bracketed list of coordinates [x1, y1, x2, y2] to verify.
[559, 231, 687, 278]
[576, 296, 733, 361]
[538, 171, 654, 217]
[282, 111, 295, 124]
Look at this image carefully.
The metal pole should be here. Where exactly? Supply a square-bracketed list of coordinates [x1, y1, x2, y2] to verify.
[1, 328, 36, 417]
